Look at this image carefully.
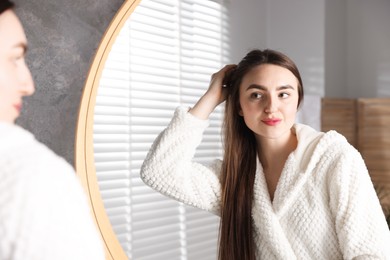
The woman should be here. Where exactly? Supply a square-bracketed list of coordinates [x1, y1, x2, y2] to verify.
[141, 49, 390, 259]
[0, 1, 104, 259]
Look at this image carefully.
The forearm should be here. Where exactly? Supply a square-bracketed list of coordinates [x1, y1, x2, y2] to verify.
[140, 107, 222, 213]
[190, 64, 236, 120]
[190, 92, 221, 120]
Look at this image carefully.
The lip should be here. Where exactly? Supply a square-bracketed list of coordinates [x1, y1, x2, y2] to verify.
[261, 118, 281, 126]
[13, 103, 22, 113]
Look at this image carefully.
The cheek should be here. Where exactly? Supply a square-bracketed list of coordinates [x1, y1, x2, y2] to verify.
[0, 75, 18, 101]
[0, 86, 13, 103]
[0, 73, 9, 98]
[284, 103, 299, 119]
[238, 98, 254, 117]
[0, 85, 11, 116]
[239, 98, 261, 116]
[0, 64, 14, 88]
[238, 96, 244, 116]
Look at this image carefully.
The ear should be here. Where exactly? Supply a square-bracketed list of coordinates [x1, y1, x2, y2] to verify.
[238, 106, 243, 116]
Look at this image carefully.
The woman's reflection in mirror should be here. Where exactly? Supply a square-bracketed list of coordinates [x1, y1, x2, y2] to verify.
[141, 49, 390, 259]
[0, 1, 104, 259]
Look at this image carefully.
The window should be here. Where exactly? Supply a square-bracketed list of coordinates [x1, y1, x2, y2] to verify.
[94, 0, 230, 259]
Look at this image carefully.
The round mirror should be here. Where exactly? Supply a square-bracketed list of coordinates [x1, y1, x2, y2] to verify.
[75, 0, 229, 258]
[75, 1, 141, 259]
[75, 0, 390, 258]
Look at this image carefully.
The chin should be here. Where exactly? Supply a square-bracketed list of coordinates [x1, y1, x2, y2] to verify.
[257, 128, 292, 140]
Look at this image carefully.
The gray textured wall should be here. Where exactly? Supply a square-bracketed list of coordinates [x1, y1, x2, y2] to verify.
[13, 0, 124, 165]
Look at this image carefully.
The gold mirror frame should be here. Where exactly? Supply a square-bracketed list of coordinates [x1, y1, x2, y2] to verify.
[75, 0, 141, 259]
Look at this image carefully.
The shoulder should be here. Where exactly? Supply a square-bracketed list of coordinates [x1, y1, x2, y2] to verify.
[0, 124, 104, 259]
[320, 129, 357, 155]
[314, 129, 366, 182]
[0, 123, 72, 168]
[0, 122, 35, 151]
[294, 123, 361, 172]
[294, 122, 355, 155]
[0, 123, 82, 207]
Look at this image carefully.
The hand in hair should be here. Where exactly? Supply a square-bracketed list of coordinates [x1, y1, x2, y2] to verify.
[190, 64, 236, 120]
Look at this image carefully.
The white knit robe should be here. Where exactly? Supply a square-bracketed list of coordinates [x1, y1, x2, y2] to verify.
[0, 123, 105, 260]
[141, 107, 390, 260]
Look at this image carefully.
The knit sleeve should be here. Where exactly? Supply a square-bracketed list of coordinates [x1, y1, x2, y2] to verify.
[140, 106, 222, 215]
[328, 145, 390, 259]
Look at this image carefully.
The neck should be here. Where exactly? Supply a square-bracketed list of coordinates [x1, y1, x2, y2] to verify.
[256, 129, 297, 169]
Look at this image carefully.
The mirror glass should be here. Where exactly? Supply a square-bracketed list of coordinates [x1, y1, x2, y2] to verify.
[76, 0, 390, 259]
[93, 0, 229, 258]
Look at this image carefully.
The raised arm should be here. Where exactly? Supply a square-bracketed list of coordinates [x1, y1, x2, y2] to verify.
[140, 65, 236, 215]
[190, 64, 236, 119]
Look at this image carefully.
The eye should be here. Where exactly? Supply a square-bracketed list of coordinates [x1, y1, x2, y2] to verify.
[15, 52, 25, 61]
[279, 92, 290, 99]
[250, 92, 262, 99]
[13, 56, 22, 63]
[11, 48, 26, 65]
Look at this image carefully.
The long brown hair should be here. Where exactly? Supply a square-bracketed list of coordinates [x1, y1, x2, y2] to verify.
[218, 49, 304, 260]
[0, 0, 14, 14]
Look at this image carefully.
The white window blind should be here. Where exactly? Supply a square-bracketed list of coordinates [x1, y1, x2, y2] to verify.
[94, 0, 230, 259]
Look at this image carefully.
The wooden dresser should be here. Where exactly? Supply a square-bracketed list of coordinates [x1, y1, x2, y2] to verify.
[321, 98, 390, 213]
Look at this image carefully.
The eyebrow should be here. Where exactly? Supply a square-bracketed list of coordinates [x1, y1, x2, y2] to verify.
[246, 84, 295, 91]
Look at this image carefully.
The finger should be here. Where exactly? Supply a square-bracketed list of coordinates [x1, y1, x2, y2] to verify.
[221, 64, 237, 87]
[214, 64, 236, 79]
[221, 64, 236, 73]
[223, 64, 236, 68]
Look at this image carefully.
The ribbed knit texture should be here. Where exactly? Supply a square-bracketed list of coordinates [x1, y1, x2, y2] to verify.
[0, 123, 105, 260]
[141, 106, 390, 260]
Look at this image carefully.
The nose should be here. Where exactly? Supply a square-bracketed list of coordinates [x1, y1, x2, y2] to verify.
[264, 95, 278, 114]
[19, 62, 35, 97]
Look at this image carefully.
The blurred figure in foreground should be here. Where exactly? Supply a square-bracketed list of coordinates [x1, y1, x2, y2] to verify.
[0, 1, 105, 259]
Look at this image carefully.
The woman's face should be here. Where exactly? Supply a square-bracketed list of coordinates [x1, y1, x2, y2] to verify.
[0, 10, 34, 124]
[238, 64, 299, 141]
